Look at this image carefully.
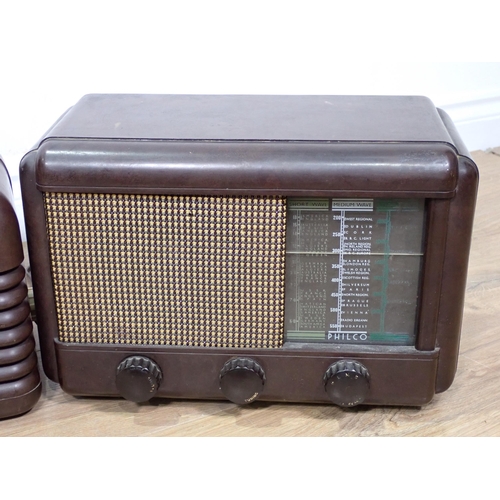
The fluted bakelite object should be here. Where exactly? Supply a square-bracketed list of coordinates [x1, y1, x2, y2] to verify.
[0, 157, 41, 419]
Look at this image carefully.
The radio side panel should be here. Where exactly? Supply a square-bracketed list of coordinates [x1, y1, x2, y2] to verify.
[435, 155, 479, 393]
[433, 108, 479, 392]
[20, 151, 60, 383]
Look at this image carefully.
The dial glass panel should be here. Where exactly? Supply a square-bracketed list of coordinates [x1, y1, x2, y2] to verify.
[284, 198, 425, 346]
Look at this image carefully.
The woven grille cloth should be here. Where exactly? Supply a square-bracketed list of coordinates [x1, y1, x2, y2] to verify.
[44, 193, 287, 348]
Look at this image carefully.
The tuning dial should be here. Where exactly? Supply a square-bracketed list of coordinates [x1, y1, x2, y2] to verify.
[116, 356, 162, 403]
[324, 360, 370, 407]
[219, 357, 265, 405]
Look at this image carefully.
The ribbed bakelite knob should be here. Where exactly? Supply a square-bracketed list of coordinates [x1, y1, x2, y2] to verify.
[324, 360, 370, 407]
[219, 357, 265, 405]
[116, 356, 162, 403]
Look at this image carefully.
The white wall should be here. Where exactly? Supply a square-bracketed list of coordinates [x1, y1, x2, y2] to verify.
[1, 2, 499, 237]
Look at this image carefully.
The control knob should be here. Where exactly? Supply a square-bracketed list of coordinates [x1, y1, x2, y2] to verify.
[324, 360, 370, 407]
[116, 356, 162, 403]
[219, 357, 265, 405]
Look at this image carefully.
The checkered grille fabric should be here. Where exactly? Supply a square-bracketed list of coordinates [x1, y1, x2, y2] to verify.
[43, 193, 287, 348]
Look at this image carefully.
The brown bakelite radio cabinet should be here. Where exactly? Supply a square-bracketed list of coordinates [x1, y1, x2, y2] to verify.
[20, 95, 478, 407]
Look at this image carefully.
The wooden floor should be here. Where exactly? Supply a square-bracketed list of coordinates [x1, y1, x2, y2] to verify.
[2, 148, 500, 437]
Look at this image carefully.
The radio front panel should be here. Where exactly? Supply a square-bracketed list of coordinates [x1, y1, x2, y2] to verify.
[20, 94, 478, 408]
[43, 192, 426, 351]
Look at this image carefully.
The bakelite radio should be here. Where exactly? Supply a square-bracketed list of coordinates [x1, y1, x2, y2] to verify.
[20, 95, 478, 407]
[0, 157, 41, 418]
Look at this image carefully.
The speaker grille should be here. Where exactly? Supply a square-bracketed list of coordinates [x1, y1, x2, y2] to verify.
[44, 193, 287, 348]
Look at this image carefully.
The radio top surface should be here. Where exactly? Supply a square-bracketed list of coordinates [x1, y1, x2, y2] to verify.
[31, 94, 462, 196]
[40, 94, 454, 143]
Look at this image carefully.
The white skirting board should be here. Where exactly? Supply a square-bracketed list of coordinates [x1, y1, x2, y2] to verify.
[440, 95, 500, 153]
